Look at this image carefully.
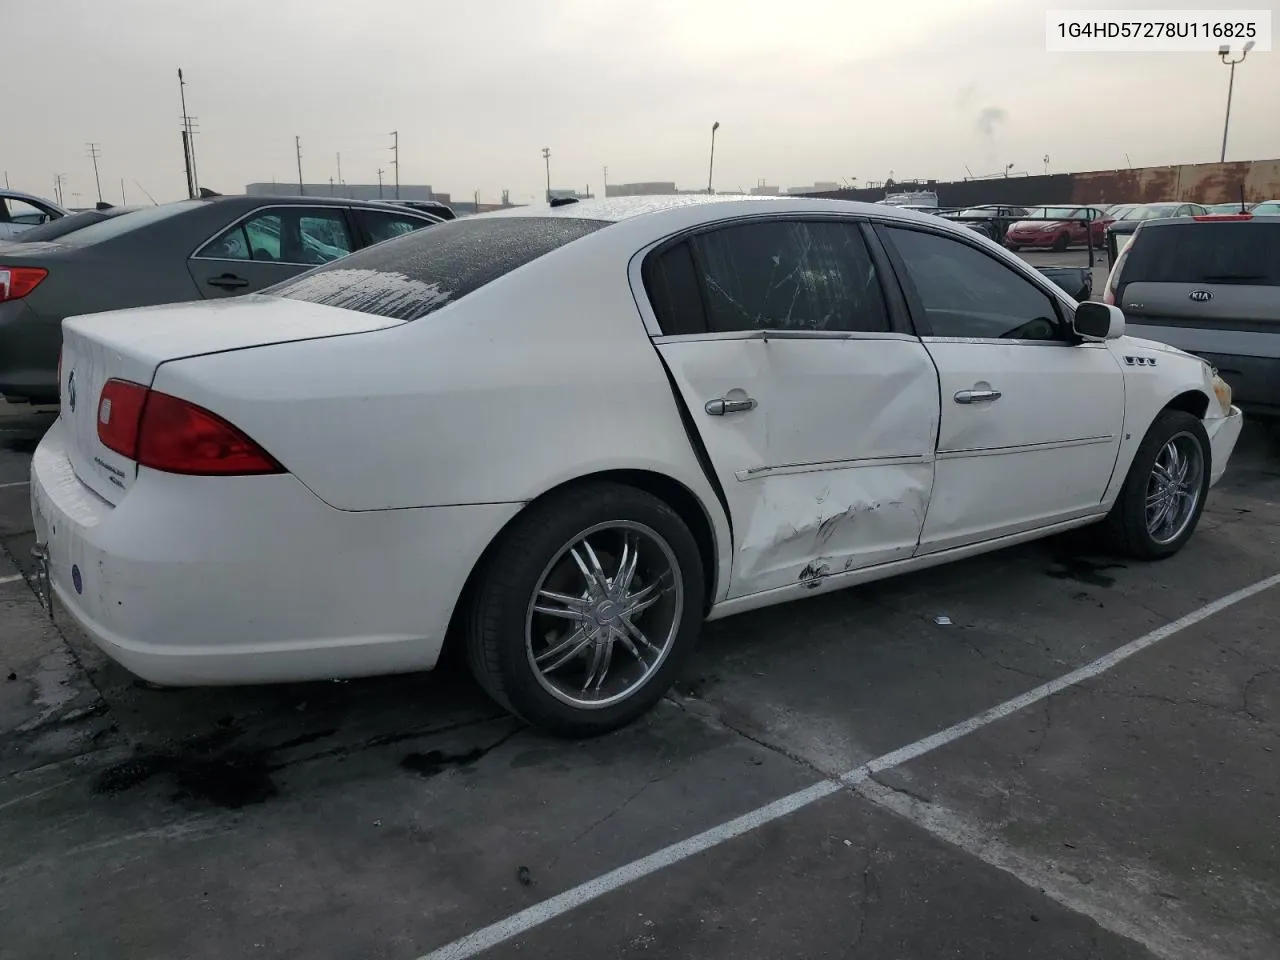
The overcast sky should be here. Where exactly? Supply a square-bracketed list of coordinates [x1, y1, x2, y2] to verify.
[7, 0, 1277, 206]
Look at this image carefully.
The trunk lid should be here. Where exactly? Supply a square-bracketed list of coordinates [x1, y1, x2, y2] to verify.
[59, 295, 406, 504]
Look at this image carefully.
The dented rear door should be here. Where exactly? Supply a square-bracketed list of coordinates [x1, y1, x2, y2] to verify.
[640, 217, 941, 598]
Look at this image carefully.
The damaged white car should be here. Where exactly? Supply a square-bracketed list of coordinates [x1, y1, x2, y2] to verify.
[30, 196, 1243, 737]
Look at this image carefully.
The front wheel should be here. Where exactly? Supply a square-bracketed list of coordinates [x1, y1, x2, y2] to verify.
[1104, 410, 1211, 560]
[464, 482, 705, 738]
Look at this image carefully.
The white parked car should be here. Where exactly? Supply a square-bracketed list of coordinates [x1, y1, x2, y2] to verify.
[30, 196, 1243, 737]
[0, 189, 69, 241]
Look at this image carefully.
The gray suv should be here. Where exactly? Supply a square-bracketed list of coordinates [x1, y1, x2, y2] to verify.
[1103, 216, 1280, 417]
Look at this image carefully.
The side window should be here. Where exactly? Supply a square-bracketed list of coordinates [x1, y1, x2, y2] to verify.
[6, 198, 53, 226]
[882, 226, 1065, 342]
[297, 211, 353, 264]
[353, 209, 431, 245]
[643, 241, 707, 336]
[244, 213, 282, 260]
[688, 219, 891, 334]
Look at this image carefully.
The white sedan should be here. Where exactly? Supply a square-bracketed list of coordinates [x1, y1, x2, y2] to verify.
[30, 196, 1244, 737]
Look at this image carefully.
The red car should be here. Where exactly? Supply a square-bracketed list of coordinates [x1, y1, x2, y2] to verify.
[1005, 205, 1110, 251]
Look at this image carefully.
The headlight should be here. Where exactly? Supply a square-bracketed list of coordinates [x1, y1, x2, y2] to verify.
[1211, 370, 1233, 415]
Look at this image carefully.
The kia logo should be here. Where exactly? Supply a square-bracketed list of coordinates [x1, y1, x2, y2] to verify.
[1189, 290, 1213, 302]
[66, 370, 77, 412]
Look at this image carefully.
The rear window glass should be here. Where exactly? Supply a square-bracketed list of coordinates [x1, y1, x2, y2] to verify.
[1121, 222, 1280, 286]
[56, 200, 207, 246]
[267, 216, 609, 321]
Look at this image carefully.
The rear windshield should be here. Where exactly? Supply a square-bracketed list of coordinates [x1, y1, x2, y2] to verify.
[14, 207, 137, 242]
[55, 200, 207, 246]
[268, 215, 609, 321]
[1121, 221, 1280, 286]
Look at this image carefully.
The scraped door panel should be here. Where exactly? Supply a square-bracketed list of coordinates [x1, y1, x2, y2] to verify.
[656, 334, 940, 597]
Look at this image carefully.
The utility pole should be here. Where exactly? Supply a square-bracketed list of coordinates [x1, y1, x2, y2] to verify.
[602, 165, 608, 197]
[390, 131, 399, 199]
[177, 69, 200, 196]
[3, 171, 8, 189]
[542, 147, 551, 203]
[336, 152, 342, 189]
[329, 177, 335, 196]
[377, 168, 384, 198]
[86, 143, 104, 204]
[52, 174, 65, 206]
[295, 136, 304, 195]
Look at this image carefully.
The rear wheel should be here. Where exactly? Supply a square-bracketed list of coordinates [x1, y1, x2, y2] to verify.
[1104, 410, 1211, 560]
[464, 482, 705, 738]
[1052, 232, 1070, 252]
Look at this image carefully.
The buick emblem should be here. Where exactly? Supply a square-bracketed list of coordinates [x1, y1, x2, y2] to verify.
[1188, 290, 1213, 302]
[66, 370, 77, 412]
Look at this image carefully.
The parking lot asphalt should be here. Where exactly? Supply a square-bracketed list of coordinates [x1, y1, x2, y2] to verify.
[2, 390, 1278, 959]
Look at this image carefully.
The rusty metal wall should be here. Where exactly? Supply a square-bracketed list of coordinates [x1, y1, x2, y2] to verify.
[1069, 160, 1280, 204]
[808, 158, 1280, 207]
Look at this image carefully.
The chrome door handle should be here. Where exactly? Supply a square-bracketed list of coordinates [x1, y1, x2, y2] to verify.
[705, 397, 757, 416]
[954, 389, 1002, 404]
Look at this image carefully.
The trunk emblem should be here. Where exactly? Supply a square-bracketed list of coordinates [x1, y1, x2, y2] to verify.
[1189, 290, 1213, 302]
[66, 370, 77, 412]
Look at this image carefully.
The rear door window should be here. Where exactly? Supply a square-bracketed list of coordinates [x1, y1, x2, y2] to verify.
[1120, 222, 1280, 287]
[197, 207, 355, 265]
[268, 216, 608, 321]
[688, 219, 891, 334]
[352, 208, 435, 245]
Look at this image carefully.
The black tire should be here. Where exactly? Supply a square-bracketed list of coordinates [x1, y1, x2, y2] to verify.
[1103, 410, 1212, 560]
[464, 482, 705, 738]
[1052, 232, 1070, 252]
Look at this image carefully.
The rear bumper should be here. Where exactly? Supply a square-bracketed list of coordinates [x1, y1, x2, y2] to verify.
[1206, 406, 1244, 488]
[29, 417, 521, 686]
[0, 300, 60, 403]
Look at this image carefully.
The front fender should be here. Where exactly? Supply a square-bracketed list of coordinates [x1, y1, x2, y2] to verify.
[1101, 337, 1219, 505]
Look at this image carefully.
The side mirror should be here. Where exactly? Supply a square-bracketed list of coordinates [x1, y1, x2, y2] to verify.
[1074, 301, 1124, 341]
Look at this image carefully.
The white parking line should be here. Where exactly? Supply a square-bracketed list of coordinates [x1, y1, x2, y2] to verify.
[0, 480, 30, 489]
[416, 570, 1280, 960]
[0, 573, 26, 586]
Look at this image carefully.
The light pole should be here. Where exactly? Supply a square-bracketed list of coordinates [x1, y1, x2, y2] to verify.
[542, 147, 551, 203]
[707, 121, 720, 194]
[1218, 41, 1255, 163]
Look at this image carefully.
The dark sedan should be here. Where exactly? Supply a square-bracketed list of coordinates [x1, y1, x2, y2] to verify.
[0, 195, 441, 403]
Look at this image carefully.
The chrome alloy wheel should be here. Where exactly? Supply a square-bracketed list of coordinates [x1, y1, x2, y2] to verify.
[525, 521, 683, 710]
[1145, 431, 1205, 546]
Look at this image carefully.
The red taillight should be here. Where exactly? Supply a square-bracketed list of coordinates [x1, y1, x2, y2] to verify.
[0, 266, 48, 303]
[97, 380, 149, 459]
[97, 379, 284, 476]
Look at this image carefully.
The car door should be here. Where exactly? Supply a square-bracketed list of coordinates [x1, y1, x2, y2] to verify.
[637, 216, 942, 597]
[350, 207, 439, 247]
[187, 205, 357, 298]
[874, 223, 1125, 554]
